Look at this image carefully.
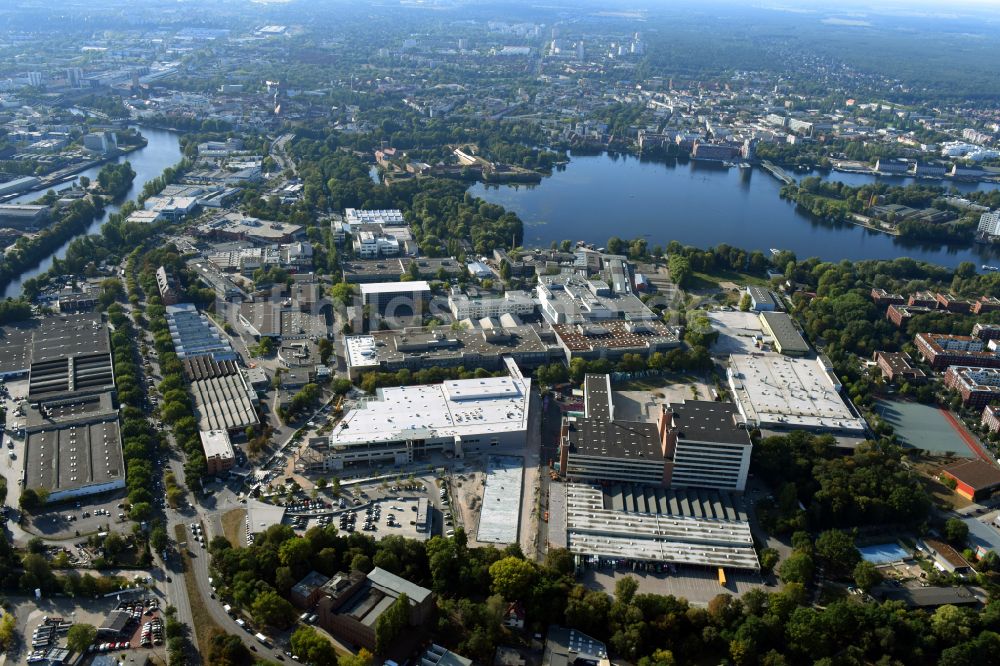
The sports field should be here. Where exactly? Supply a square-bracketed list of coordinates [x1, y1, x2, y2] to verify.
[875, 399, 976, 458]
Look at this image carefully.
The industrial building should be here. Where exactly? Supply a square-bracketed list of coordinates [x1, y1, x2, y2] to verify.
[0, 323, 36, 378]
[551, 320, 680, 361]
[746, 286, 779, 311]
[189, 369, 259, 433]
[0, 176, 41, 197]
[944, 366, 1000, 408]
[359, 281, 431, 317]
[758, 311, 810, 356]
[555, 483, 759, 570]
[344, 208, 406, 228]
[238, 301, 326, 341]
[165, 303, 238, 362]
[661, 401, 753, 492]
[27, 314, 114, 403]
[560, 375, 752, 491]
[916, 333, 1000, 371]
[342, 326, 559, 380]
[727, 353, 867, 437]
[0, 204, 49, 230]
[199, 429, 236, 475]
[195, 213, 304, 244]
[303, 357, 530, 472]
[23, 393, 125, 503]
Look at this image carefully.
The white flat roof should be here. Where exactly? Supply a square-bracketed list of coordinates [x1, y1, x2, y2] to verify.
[199, 429, 234, 460]
[360, 281, 431, 296]
[344, 335, 380, 369]
[728, 353, 866, 432]
[477, 456, 523, 545]
[330, 359, 530, 446]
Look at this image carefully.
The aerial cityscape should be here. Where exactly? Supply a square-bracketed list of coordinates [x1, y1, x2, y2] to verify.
[3, 0, 1000, 664]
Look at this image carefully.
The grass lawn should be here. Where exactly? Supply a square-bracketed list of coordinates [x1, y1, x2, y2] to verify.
[173, 524, 223, 658]
[688, 266, 771, 291]
[221, 508, 247, 548]
[913, 460, 973, 511]
[615, 372, 699, 392]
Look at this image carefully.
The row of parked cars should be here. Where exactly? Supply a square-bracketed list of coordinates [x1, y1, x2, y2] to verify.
[140, 617, 164, 648]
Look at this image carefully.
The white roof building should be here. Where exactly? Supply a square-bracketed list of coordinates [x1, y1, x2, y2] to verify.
[727, 353, 867, 436]
[311, 357, 530, 471]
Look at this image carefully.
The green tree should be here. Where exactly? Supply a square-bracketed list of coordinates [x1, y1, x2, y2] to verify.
[945, 518, 969, 546]
[815, 530, 860, 577]
[739, 292, 752, 311]
[207, 630, 253, 666]
[67, 623, 97, 653]
[340, 648, 375, 666]
[290, 626, 339, 666]
[489, 556, 536, 601]
[19, 487, 48, 513]
[778, 551, 814, 585]
[375, 593, 409, 654]
[150, 526, 168, 553]
[0, 613, 14, 651]
[852, 561, 882, 592]
[932, 604, 973, 645]
[251, 589, 297, 629]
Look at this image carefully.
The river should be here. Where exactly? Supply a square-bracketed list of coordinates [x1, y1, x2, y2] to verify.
[3, 126, 183, 298]
[470, 153, 1000, 270]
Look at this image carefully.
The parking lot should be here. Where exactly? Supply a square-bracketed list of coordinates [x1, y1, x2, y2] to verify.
[280, 475, 445, 542]
[25, 494, 135, 541]
[582, 565, 772, 606]
[706, 310, 767, 356]
[292, 497, 431, 542]
[11, 593, 169, 666]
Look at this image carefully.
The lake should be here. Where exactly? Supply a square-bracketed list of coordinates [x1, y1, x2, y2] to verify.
[470, 153, 1000, 269]
[3, 125, 183, 298]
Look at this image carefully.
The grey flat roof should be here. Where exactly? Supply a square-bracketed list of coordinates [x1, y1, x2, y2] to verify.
[565, 375, 662, 460]
[0, 323, 33, 375]
[25, 416, 124, 495]
[476, 455, 522, 545]
[31, 313, 109, 362]
[367, 566, 432, 604]
[760, 311, 810, 354]
[666, 400, 750, 445]
[345, 325, 555, 370]
[878, 586, 983, 608]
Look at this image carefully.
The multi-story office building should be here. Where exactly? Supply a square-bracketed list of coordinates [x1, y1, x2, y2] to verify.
[979, 210, 1000, 239]
[559, 375, 752, 491]
[448, 288, 536, 320]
